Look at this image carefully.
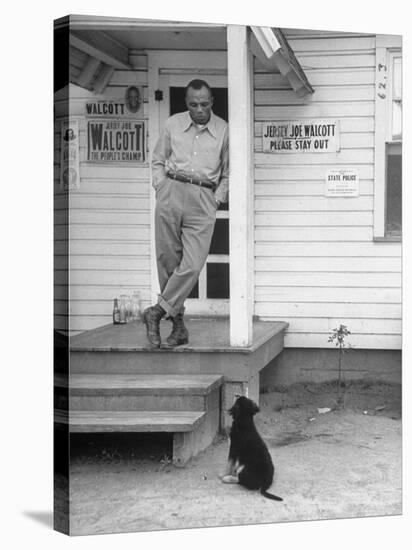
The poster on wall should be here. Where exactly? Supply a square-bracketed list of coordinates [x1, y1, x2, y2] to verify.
[325, 169, 359, 197]
[85, 86, 143, 117]
[60, 119, 80, 190]
[87, 119, 145, 162]
[262, 119, 340, 153]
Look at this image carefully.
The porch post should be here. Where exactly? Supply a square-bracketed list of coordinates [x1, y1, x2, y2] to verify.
[227, 25, 254, 347]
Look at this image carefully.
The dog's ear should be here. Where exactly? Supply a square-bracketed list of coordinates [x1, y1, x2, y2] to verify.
[251, 401, 260, 415]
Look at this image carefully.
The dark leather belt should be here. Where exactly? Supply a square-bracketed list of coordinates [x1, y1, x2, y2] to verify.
[167, 171, 216, 190]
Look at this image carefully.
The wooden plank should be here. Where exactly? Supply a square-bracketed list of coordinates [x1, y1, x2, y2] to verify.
[255, 165, 374, 181]
[254, 70, 375, 88]
[55, 270, 149, 286]
[68, 317, 287, 354]
[66, 256, 150, 271]
[255, 241, 401, 257]
[288, 36, 376, 52]
[255, 103, 374, 119]
[255, 226, 373, 242]
[277, 53, 376, 69]
[255, 86, 374, 104]
[59, 241, 149, 256]
[254, 286, 401, 303]
[66, 211, 150, 225]
[55, 409, 205, 432]
[254, 181, 373, 196]
[76, 56, 101, 88]
[255, 302, 401, 319]
[255, 196, 373, 211]
[255, 271, 401, 287]
[255, 149, 374, 166]
[70, 31, 131, 70]
[284, 332, 401, 350]
[57, 225, 150, 241]
[60, 285, 147, 301]
[256, 317, 401, 334]
[373, 45, 388, 238]
[56, 299, 144, 316]
[64, 180, 149, 194]
[65, 165, 150, 180]
[228, 25, 254, 347]
[109, 70, 148, 85]
[255, 212, 372, 226]
[255, 257, 401, 272]
[56, 373, 223, 394]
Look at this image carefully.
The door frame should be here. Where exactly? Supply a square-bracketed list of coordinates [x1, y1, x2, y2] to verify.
[147, 51, 229, 316]
[148, 40, 255, 346]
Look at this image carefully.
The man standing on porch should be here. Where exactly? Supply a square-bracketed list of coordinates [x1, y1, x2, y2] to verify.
[143, 79, 229, 348]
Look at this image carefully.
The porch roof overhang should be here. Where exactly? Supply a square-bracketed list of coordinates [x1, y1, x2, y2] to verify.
[251, 26, 314, 98]
[57, 16, 314, 98]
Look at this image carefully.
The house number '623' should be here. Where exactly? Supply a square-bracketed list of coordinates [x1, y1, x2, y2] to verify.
[377, 63, 387, 99]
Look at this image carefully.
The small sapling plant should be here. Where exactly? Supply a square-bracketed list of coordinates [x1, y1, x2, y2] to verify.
[328, 324, 353, 408]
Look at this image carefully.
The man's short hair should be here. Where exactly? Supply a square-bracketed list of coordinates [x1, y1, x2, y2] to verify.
[185, 79, 213, 98]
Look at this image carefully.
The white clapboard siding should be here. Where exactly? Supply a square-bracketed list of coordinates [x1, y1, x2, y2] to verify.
[255, 287, 401, 304]
[284, 333, 401, 350]
[255, 257, 401, 273]
[255, 86, 375, 104]
[256, 272, 401, 287]
[254, 30, 402, 350]
[255, 165, 374, 181]
[54, 60, 151, 334]
[255, 211, 372, 226]
[256, 303, 401, 320]
[55, 224, 150, 241]
[255, 242, 400, 257]
[255, 70, 376, 89]
[255, 196, 373, 211]
[255, 102, 374, 119]
[255, 226, 373, 242]
[255, 180, 374, 196]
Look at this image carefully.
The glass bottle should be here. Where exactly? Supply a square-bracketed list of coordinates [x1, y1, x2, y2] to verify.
[119, 295, 127, 324]
[131, 291, 141, 321]
[112, 298, 120, 325]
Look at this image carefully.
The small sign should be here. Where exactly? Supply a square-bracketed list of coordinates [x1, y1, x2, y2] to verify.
[85, 86, 143, 117]
[262, 120, 340, 153]
[60, 119, 80, 190]
[325, 170, 359, 197]
[87, 119, 145, 163]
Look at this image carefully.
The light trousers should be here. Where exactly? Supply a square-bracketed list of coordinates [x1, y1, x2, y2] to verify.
[155, 176, 218, 317]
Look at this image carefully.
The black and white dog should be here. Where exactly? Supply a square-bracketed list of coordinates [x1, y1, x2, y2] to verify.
[222, 395, 283, 501]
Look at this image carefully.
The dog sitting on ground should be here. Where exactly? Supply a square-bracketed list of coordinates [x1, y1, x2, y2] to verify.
[221, 395, 283, 501]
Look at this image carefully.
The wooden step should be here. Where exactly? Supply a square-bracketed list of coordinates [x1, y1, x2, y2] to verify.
[55, 373, 223, 394]
[54, 374, 223, 412]
[54, 408, 214, 466]
[54, 409, 205, 433]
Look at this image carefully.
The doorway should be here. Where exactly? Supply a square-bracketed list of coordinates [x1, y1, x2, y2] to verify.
[157, 72, 229, 315]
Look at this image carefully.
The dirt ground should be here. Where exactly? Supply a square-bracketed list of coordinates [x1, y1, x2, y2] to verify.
[64, 381, 402, 536]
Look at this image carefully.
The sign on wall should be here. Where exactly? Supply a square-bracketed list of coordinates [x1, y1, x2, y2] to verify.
[262, 120, 340, 153]
[87, 119, 145, 162]
[85, 86, 143, 117]
[325, 169, 359, 197]
[60, 119, 80, 190]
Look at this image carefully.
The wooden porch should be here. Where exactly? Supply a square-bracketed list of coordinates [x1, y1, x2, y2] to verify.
[55, 317, 288, 465]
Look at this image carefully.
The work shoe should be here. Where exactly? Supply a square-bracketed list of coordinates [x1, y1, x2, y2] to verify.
[142, 304, 165, 347]
[164, 311, 189, 347]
